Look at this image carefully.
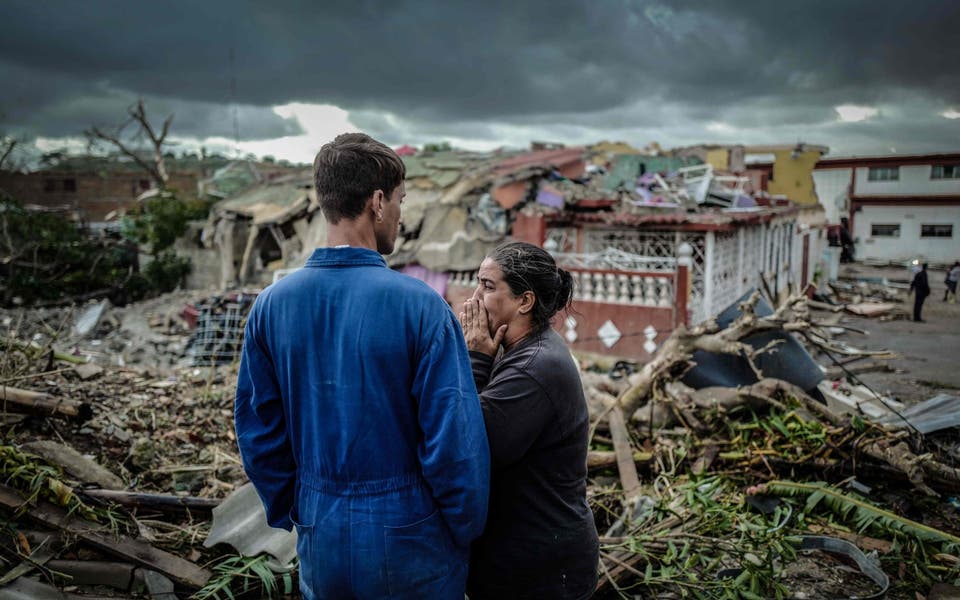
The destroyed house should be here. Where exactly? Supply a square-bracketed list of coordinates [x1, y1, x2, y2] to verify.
[393, 148, 825, 359]
[204, 146, 825, 359]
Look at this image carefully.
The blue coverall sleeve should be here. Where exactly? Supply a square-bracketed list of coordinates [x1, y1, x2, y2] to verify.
[412, 313, 491, 550]
[234, 306, 296, 531]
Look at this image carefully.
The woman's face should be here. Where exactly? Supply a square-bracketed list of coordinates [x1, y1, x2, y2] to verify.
[472, 258, 525, 336]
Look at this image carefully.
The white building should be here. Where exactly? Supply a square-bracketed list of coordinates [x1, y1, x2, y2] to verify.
[812, 154, 960, 264]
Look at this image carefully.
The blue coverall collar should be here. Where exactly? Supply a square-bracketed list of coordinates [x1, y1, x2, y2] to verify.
[305, 247, 387, 268]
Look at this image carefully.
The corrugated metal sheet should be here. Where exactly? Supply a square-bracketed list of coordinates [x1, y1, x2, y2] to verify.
[216, 177, 315, 225]
[203, 483, 297, 571]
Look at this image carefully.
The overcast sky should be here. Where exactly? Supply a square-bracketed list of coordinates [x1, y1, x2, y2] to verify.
[2, 1, 958, 165]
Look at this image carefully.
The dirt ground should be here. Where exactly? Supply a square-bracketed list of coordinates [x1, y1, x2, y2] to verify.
[833, 263, 960, 404]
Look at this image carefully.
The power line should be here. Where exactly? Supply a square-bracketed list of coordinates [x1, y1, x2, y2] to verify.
[229, 46, 240, 156]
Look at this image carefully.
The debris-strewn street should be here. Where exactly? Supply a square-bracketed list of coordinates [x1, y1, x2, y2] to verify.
[2, 273, 958, 599]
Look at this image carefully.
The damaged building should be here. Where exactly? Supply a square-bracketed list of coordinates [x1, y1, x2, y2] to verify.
[200, 143, 827, 358]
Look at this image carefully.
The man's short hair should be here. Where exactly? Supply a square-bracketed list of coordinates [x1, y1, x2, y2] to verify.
[313, 133, 406, 224]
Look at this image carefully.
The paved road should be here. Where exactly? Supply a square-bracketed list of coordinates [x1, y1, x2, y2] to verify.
[827, 263, 960, 404]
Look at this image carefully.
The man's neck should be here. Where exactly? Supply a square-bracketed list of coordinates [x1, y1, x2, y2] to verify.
[326, 219, 378, 252]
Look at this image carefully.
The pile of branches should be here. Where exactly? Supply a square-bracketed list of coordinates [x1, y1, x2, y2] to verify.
[586, 292, 960, 599]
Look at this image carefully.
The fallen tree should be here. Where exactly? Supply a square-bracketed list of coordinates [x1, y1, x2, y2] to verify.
[583, 291, 960, 596]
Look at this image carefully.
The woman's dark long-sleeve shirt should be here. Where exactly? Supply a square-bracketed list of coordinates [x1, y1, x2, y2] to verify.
[467, 328, 599, 600]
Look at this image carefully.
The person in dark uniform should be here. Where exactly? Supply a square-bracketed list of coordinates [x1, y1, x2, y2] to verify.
[459, 241, 599, 600]
[909, 262, 931, 322]
[839, 217, 856, 263]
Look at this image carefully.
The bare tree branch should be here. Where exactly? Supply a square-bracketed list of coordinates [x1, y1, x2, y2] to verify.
[0, 138, 16, 171]
[85, 99, 173, 190]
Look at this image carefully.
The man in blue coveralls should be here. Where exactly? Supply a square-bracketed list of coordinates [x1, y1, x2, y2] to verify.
[235, 133, 490, 599]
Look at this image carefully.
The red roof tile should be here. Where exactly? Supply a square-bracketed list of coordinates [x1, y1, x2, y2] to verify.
[494, 147, 585, 176]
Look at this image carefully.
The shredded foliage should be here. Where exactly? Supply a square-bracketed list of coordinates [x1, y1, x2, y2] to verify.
[760, 480, 960, 551]
[598, 475, 798, 599]
[592, 404, 960, 598]
[0, 443, 99, 521]
[192, 553, 296, 600]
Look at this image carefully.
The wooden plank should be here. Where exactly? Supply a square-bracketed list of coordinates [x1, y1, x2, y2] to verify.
[81, 489, 219, 514]
[0, 385, 92, 422]
[587, 449, 653, 470]
[21, 441, 125, 489]
[0, 484, 210, 589]
[608, 405, 641, 500]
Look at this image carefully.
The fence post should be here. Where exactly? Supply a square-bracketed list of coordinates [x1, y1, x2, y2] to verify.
[676, 242, 692, 328]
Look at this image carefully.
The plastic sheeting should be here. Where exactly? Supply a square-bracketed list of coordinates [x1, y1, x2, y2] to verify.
[681, 290, 824, 393]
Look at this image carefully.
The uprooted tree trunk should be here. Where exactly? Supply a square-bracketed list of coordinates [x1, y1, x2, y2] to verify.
[609, 291, 960, 496]
[617, 291, 811, 416]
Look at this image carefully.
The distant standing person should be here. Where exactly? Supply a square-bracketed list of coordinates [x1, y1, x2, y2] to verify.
[909, 262, 931, 322]
[944, 261, 960, 303]
[459, 241, 599, 600]
[235, 133, 490, 599]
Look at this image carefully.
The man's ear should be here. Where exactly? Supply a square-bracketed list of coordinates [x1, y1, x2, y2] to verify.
[370, 189, 384, 219]
[518, 291, 536, 314]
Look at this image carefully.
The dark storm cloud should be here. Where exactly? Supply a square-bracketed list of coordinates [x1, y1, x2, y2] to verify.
[0, 58, 303, 142]
[1, 0, 958, 153]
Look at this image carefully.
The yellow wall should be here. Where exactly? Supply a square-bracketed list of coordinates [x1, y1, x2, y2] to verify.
[590, 141, 641, 164]
[705, 149, 729, 171]
[767, 149, 822, 205]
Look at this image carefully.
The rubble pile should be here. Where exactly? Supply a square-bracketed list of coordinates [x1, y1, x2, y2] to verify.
[1, 290, 211, 373]
[579, 292, 960, 598]
[1, 291, 958, 599]
[806, 273, 915, 322]
[0, 293, 265, 598]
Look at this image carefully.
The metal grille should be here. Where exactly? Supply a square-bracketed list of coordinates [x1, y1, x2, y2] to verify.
[552, 248, 677, 272]
[544, 227, 578, 253]
[185, 294, 256, 366]
[678, 232, 706, 323]
[574, 228, 710, 321]
[582, 229, 680, 271]
[742, 227, 763, 295]
[711, 231, 740, 316]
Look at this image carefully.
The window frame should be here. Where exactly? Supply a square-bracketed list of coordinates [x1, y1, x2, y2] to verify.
[870, 223, 901, 238]
[867, 166, 900, 182]
[920, 224, 953, 238]
[931, 164, 960, 180]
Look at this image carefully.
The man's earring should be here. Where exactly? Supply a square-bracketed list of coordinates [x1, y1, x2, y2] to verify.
[377, 211, 383, 222]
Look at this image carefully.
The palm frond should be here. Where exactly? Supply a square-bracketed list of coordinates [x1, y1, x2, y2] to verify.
[760, 480, 960, 551]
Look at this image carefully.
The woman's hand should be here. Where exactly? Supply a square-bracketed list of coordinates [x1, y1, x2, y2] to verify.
[459, 297, 506, 357]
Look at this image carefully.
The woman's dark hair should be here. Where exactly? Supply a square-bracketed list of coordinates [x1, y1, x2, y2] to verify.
[489, 241, 574, 333]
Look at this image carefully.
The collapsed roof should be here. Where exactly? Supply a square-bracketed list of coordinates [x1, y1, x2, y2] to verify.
[204, 145, 817, 287]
